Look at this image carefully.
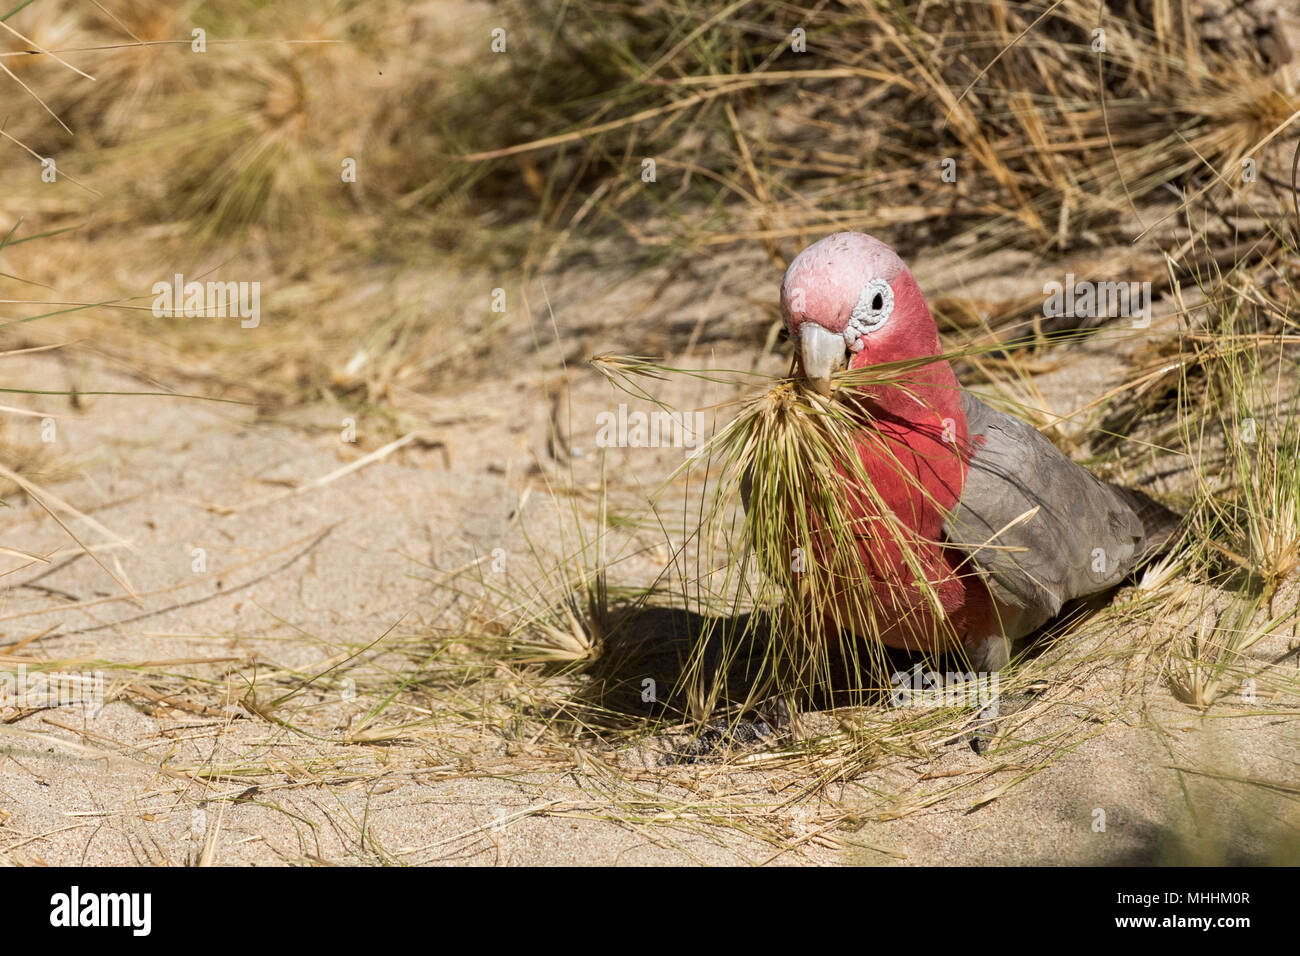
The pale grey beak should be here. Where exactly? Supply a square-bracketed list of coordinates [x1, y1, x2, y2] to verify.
[799, 322, 847, 396]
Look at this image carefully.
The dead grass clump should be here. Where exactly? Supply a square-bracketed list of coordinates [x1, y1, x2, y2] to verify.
[445, 0, 1299, 267]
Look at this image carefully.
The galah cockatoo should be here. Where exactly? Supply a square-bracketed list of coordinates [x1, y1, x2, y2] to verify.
[775, 231, 1178, 672]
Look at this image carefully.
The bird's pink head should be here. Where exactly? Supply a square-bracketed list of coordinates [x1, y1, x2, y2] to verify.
[780, 232, 940, 395]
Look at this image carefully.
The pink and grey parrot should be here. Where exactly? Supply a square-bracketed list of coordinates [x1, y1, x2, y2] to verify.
[773, 231, 1178, 672]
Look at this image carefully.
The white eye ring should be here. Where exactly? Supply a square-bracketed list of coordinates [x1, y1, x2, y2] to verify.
[845, 279, 893, 348]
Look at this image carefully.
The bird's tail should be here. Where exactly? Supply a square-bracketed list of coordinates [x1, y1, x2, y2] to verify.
[1113, 485, 1183, 563]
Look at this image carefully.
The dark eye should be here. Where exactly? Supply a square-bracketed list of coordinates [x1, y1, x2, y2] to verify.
[871, 293, 884, 311]
[778, 325, 790, 342]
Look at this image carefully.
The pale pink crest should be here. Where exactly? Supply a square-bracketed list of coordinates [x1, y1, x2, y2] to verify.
[780, 232, 907, 333]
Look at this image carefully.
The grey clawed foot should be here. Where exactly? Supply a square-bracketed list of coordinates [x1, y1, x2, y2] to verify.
[965, 698, 1003, 755]
[963, 685, 1043, 755]
[961, 633, 1014, 754]
[665, 698, 796, 765]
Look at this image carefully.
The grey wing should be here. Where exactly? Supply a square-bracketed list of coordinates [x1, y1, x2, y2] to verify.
[943, 391, 1149, 632]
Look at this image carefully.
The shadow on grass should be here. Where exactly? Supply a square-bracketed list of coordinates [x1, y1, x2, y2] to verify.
[560, 600, 1052, 732]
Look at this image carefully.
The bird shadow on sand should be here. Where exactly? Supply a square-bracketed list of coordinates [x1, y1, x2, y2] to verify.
[561, 599, 1059, 738]
[545, 582, 1141, 767]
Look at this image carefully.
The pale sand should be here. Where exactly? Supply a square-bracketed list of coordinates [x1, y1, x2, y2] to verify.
[1, 247, 1297, 866]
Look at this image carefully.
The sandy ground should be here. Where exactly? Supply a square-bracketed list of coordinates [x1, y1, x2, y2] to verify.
[1, 246, 1298, 866]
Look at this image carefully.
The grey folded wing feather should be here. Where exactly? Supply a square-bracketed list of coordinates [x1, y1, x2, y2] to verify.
[943, 391, 1161, 634]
